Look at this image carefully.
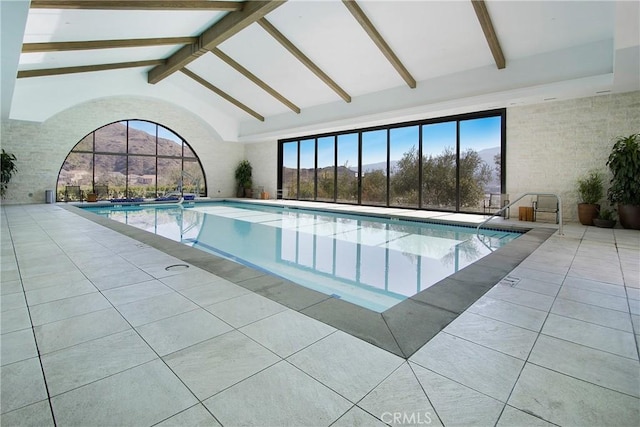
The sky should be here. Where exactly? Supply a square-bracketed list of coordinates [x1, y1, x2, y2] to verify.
[284, 116, 502, 169]
[128, 120, 182, 145]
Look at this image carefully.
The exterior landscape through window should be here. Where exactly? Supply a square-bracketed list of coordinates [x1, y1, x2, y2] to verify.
[56, 120, 206, 201]
[278, 109, 504, 214]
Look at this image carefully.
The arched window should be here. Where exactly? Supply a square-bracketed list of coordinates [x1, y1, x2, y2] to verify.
[56, 120, 206, 201]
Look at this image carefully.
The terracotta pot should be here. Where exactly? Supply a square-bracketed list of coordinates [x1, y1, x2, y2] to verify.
[618, 204, 640, 230]
[577, 203, 599, 226]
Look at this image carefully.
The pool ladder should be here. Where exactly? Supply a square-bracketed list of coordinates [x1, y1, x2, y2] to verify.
[476, 192, 564, 247]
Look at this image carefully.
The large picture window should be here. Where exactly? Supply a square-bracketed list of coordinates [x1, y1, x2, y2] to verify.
[277, 109, 505, 213]
[56, 120, 206, 201]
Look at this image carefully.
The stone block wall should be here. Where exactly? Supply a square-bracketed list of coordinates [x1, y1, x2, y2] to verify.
[506, 91, 640, 222]
[2, 91, 638, 225]
[0, 96, 244, 204]
[245, 141, 278, 198]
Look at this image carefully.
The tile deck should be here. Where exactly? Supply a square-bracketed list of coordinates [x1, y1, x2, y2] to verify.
[1, 203, 639, 426]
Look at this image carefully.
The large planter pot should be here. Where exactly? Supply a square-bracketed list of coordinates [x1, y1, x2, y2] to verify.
[577, 203, 600, 226]
[618, 204, 640, 230]
[593, 218, 616, 228]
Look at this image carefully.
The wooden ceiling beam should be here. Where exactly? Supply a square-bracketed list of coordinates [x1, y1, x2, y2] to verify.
[17, 59, 164, 78]
[342, 0, 416, 89]
[471, 0, 506, 69]
[22, 37, 197, 53]
[210, 48, 300, 114]
[258, 18, 351, 103]
[29, 1, 243, 11]
[180, 68, 264, 121]
[148, 1, 285, 84]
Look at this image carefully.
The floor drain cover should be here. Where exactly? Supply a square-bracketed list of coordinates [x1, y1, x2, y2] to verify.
[499, 276, 521, 287]
[165, 264, 190, 271]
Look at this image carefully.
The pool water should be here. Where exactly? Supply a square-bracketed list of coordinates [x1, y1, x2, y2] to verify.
[84, 201, 521, 312]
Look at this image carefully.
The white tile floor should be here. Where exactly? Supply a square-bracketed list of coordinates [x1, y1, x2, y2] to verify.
[1, 204, 639, 426]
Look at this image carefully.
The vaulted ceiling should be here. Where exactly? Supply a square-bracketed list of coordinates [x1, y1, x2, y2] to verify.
[2, 0, 639, 142]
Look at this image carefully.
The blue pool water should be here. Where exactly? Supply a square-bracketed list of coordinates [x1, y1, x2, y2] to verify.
[83, 201, 521, 312]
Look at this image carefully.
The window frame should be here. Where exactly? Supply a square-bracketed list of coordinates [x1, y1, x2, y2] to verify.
[277, 109, 506, 214]
[56, 119, 206, 201]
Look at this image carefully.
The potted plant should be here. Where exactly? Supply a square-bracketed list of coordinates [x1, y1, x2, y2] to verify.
[576, 170, 603, 225]
[1, 150, 18, 199]
[234, 160, 252, 198]
[593, 208, 616, 228]
[606, 133, 640, 229]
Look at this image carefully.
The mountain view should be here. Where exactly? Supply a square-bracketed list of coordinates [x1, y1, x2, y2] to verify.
[58, 122, 192, 185]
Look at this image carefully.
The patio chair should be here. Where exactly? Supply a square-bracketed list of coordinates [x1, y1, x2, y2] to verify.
[64, 185, 82, 202]
[93, 184, 109, 200]
[532, 195, 559, 223]
[483, 193, 509, 217]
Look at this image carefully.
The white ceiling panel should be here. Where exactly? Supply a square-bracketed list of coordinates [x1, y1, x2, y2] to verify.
[219, 23, 341, 109]
[487, 1, 615, 59]
[167, 72, 248, 122]
[4, 0, 636, 141]
[186, 52, 291, 118]
[23, 9, 227, 42]
[359, 1, 492, 81]
[266, 0, 403, 95]
[19, 46, 178, 70]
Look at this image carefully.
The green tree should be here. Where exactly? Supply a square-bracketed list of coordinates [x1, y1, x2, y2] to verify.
[391, 146, 420, 205]
[317, 169, 335, 200]
[336, 162, 357, 202]
[362, 169, 386, 204]
[391, 146, 491, 209]
[459, 149, 492, 208]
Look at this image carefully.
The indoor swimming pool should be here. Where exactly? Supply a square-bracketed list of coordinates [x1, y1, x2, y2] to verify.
[83, 201, 521, 311]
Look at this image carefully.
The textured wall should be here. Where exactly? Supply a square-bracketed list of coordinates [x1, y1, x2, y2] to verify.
[2, 91, 638, 224]
[245, 141, 278, 198]
[0, 96, 244, 204]
[506, 91, 640, 221]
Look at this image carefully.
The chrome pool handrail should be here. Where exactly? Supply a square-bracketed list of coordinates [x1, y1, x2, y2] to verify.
[476, 192, 564, 239]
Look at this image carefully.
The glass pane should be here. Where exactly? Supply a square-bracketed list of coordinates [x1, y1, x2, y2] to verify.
[183, 142, 196, 158]
[157, 126, 183, 157]
[316, 136, 335, 202]
[282, 141, 298, 199]
[128, 120, 157, 155]
[56, 152, 93, 201]
[157, 158, 182, 197]
[336, 133, 358, 204]
[95, 154, 127, 199]
[389, 125, 419, 208]
[127, 156, 156, 198]
[459, 116, 501, 212]
[73, 134, 93, 152]
[422, 122, 457, 211]
[183, 159, 206, 196]
[298, 139, 315, 200]
[361, 130, 387, 206]
[95, 122, 127, 153]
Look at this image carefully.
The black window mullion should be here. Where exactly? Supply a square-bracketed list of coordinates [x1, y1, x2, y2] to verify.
[296, 141, 301, 200]
[455, 120, 460, 212]
[125, 121, 129, 198]
[357, 132, 362, 205]
[418, 125, 423, 209]
[386, 129, 390, 207]
[333, 135, 338, 203]
[314, 138, 318, 200]
[155, 124, 158, 197]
